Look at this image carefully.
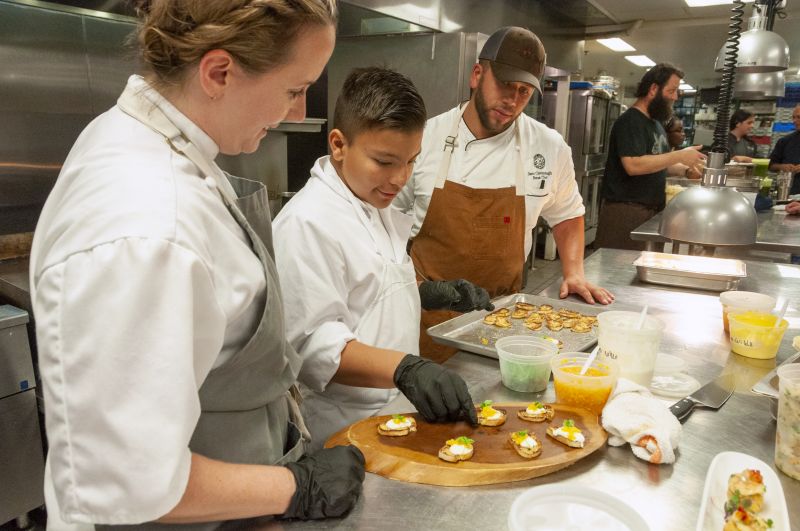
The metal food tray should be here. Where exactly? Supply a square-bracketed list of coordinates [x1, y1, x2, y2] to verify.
[751, 351, 800, 399]
[633, 251, 747, 292]
[426, 293, 601, 359]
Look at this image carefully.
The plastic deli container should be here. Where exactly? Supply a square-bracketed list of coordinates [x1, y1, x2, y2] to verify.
[551, 352, 619, 415]
[728, 311, 788, 359]
[719, 291, 775, 333]
[496, 336, 558, 393]
[775, 364, 800, 480]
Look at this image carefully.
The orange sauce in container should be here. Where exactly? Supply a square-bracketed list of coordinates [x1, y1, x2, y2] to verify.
[553, 365, 616, 415]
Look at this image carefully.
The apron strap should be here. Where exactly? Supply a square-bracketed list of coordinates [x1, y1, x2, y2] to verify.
[435, 102, 526, 196]
[116, 90, 270, 263]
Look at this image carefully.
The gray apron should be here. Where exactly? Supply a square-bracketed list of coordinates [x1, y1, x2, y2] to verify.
[97, 85, 310, 530]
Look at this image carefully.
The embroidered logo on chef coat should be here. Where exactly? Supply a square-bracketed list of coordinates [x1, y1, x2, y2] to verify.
[527, 153, 551, 196]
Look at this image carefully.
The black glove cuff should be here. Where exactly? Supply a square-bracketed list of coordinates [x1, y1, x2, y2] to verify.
[393, 353, 425, 387]
[280, 462, 308, 519]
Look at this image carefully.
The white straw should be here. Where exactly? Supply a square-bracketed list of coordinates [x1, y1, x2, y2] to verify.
[774, 298, 789, 328]
[636, 305, 649, 330]
[580, 345, 600, 376]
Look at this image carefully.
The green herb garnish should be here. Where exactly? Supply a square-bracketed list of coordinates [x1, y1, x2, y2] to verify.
[455, 436, 474, 446]
[724, 490, 741, 518]
[531, 401, 543, 409]
[514, 430, 529, 438]
[480, 400, 493, 409]
[392, 414, 406, 422]
[767, 519, 774, 528]
[564, 419, 575, 428]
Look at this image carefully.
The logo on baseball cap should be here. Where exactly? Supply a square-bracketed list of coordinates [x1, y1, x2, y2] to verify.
[479, 26, 546, 93]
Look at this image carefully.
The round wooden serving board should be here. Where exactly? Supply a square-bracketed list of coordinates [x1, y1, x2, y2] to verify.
[325, 403, 606, 487]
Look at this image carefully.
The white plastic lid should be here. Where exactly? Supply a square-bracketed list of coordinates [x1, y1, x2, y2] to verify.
[719, 291, 775, 311]
[649, 373, 701, 398]
[508, 485, 649, 531]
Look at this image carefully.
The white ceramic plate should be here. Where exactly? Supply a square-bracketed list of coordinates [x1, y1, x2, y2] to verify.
[508, 485, 649, 531]
[695, 451, 790, 531]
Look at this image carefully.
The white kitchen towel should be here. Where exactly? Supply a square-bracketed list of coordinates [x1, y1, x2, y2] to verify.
[601, 378, 682, 464]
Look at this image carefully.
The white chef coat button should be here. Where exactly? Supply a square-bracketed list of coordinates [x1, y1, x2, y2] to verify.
[204, 176, 216, 189]
[515, 145, 520, 151]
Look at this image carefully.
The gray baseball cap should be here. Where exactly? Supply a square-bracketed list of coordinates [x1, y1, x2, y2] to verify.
[479, 26, 546, 93]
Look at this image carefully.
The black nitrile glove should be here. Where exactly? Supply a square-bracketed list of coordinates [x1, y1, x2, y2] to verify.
[418, 279, 494, 312]
[393, 354, 478, 425]
[282, 445, 365, 520]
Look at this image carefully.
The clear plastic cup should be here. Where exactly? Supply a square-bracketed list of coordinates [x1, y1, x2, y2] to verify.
[775, 364, 800, 480]
[496, 336, 558, 393]
[719, 291, 776, 333]
[550, 352, 619, 415]
[597, 311, 665, 387]
[728, 311, 788, 359]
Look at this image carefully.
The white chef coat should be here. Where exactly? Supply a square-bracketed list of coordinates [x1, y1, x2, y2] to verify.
[30, 75, 266, 526]
[273, 156, 420, 445]
[274, 156, 416, 391]
[394, 106, 585, 256]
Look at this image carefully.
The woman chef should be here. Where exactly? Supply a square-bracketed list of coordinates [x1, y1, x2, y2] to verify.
[29, 1, 364, 528]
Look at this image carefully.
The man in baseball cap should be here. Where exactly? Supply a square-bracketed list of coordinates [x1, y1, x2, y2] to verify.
[394, 26, 614, 363]
[479, 26, 546, 93]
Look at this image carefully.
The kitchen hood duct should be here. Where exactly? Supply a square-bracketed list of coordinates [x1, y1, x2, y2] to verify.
[734, 70, 785, 99]
[661, 0, 758, 247]
[714, 1, 789, 73]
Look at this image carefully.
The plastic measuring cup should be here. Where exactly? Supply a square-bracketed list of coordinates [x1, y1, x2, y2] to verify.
[597, 311, 665, 386]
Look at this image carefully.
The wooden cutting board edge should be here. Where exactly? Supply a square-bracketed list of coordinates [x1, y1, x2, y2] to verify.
[325, 403, 608, 487]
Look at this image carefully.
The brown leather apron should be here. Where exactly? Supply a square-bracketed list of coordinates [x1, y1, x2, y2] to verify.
[410, 104, 526, 363]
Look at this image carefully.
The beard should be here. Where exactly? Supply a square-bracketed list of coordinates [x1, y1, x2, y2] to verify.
[647, 90, 673, 122]
[473, 77, 516, 136]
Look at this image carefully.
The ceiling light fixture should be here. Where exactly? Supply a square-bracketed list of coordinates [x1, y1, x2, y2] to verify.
[714, 3, 789, 73]
[624, 55, 656, 67]
[685, 0, 754, 6]
[679, 82, 695, 90]
[734, 71, 785, 99]
[596, 38, 636, 52]
[660, 0, 758, 247]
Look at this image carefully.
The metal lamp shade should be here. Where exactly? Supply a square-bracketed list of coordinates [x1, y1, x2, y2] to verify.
[734, 71, 786, 99]
[714, 29, 790, 73]
[659, 186, 757, 246]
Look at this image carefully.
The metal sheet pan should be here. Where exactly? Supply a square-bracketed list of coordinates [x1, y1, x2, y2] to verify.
[751, 351, 800, 399]
[426, 294, 602, 359]
[633, 251, 747, 292]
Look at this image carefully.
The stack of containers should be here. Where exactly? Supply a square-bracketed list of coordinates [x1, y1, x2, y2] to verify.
[772, 81, 800, 153]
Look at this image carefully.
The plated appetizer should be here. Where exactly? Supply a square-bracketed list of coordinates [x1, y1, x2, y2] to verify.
[727, 469, 766, 513]
[477, 400, 507, 426]
[509, 430, 542, 459]
[438, 436, 474, 462]
[723, 468, 772, 530]
[517, 401, 555, 422]
[723, 505, 773, 530]
[377, 414, 416, 437]
[546, 419, 585, 448]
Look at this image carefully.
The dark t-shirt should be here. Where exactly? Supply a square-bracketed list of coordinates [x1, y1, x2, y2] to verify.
[602, 107, 670, 208]
[769, 130, 800, 194]
[728, 132, 756, 158]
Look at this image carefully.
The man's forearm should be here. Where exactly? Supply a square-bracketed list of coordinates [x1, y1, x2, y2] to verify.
[551, 216, 585, 279]
[621, 152, 679, 176]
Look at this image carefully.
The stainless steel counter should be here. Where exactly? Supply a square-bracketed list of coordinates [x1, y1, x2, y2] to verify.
[630, 210, 800, 254]
[283, 248, 799, 531]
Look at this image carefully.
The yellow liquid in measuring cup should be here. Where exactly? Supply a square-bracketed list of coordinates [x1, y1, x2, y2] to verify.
[553, 366, 613, 415]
